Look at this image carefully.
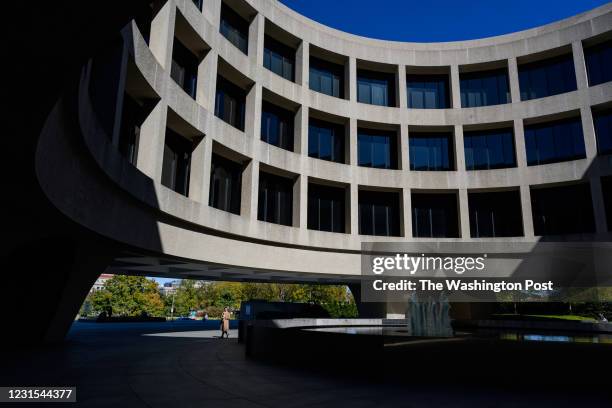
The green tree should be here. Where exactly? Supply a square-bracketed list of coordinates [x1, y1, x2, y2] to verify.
[89, 275, 164, 317]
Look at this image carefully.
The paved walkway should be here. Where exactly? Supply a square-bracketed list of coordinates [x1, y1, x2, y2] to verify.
[1, 321, 609, 407]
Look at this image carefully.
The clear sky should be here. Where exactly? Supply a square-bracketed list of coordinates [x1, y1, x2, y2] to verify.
[278, 0, 610, 42]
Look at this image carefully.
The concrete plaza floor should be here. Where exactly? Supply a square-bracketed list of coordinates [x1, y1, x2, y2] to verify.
[1, 320, 610, 407]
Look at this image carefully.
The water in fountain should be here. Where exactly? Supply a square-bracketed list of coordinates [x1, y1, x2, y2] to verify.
[406, 292, 453, 337]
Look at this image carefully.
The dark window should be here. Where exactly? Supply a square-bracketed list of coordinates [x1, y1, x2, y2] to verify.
[411, 193, 459, 238]
[407, 74, 450, 109]
[409, 132, 454, 171]
[170, 38, 198, 99]
[161, 129, 193, 196]
[220, 3, 249, 54]
[258, 172, 293, 226]
[594, 109, 612, 155]
[585, 40, 612, 86]
[209, 153, 242, 215]
[308, 118, 345, 163]
[358, 190, 400, 236]
[531, 183, 595, 235]
[215, 76, 246, 131]
[602, 176, 612, 231]
[519, 54, 577, 100]
[263, 36, 295, 82]
[310, 56, 344, 98]
[468, 191, 523, 237]
[192, 0, 203, 11]
[524, 117, 586, 166]
[357, 69, 395, 107]
[460, 68, 510, 107]
[308, 184, 346, 233]
[358, 129, 398, 169]
[261, 102, 294, 151]
[464, 128, 516, 170]
[118, 93, 146, 165]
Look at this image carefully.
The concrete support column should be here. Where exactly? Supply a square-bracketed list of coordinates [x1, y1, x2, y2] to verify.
[196, 50, 218, 112]
[110, 44, 130, 147]
[458, 189, 471, 238]
[148, 1, 176, 69]
[590, 176, 608, 235]
[400, 125, 410, 172]
[348, 56, 357, 102]
[203, 0, 222, 27]
[402, 188, 412, 238]
[296, 41, 308, 87]
[572, 41, 589, 90]
[294, 174, 308, 228]
[245, 83, 263, 143]
[520, 184, 535, 238]
[349, 117, 358, 165]
[241, 159, 260, 219]
[397, 64, 407, 109]
[581, 106, 598, 159]
[137, 102, 168, 182]
[248, 13, 265, 67]
[295, 106, 308, 155]
[189, 134, 211, 204]
[450, 65, 461, 109]
[454, 124, 466, 172]
[350, 182, 359, 236]
[513, 118, 528, 168]
[507, 57, 522, 103]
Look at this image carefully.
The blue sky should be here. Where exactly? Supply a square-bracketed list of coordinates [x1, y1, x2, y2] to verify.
[279, 0, 610, 42]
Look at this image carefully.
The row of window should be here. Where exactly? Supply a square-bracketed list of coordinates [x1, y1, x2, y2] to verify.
[173, 3, 612, 110]
[162, 142, 611, 237]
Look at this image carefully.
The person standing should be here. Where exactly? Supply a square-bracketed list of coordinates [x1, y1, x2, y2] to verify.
[221, 307, 231, 338]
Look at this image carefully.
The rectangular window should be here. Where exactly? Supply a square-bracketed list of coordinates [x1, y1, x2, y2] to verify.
[409, 132, 454, 171]
[407, 74, 450, 109]
[263, 36, 295, 82]
[261, 102, 294, 151]
[468, 191, 523, 237]
[519, 54, 577, 100]
[460, 68, 510, 107]
[219, 3, 249, 55]
[161, 129, 193, 196]
[215, 76, 246, 131]
[411, 193, 459, 238]
[358, 190, 400, 236]
[602, 176, 612, 231]
[358, 129, 398, 169]
[464, 128, 516, 170]
[309, 56, 344, 98]
[118, 93, 145, 165]
[209, 153, 242, 215]
[357, 69, 395, 107]
[584, 40, 612, 86]
[308, 118, 345, 163]
[170, 38, 198, 99]
[308, 183, 346, 233]
[258, 172, 293, 226]
[594, 109, 612, 155]
[531, 183, 595, 235]
[524, 117, 586, 166]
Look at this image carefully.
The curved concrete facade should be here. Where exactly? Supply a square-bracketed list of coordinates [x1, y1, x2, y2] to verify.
[36, 0, 612, 283]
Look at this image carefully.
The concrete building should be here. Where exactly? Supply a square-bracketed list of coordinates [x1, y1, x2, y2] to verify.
[90, 274, 115, 292]
[5, 0, 612, 343]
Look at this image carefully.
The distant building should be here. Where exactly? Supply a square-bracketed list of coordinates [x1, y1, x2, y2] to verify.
[90, 273, 114, 292]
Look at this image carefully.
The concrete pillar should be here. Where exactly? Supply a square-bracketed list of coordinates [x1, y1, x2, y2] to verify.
[513, 118, 528, 168]
[402, 187, 412, 238]
[294, 106, 308, 155]
[241, 159, 259, 219]
[245, 83, 263, 143]
[189, 134, 211, 204]
[397, 64, 407, 109]
[350, 182, 359, 236]
[202, 0, 221, 27]
[590, 176, 608, 235]
[196, 50, 218, 112]
[572, 41, 589, 90]
[148, 0, 176, 69]
[347, 56, 357, 102]
[458, 188, 471, 238]
[399, 124, 410, 171]
[294, 174, 308, 228]
[136, 102, 168, 182]
[454, 124, 466, 172]
[520, 184, 535, 238]
[581, 106, 598, 159]
[110, 43, 130, 147]
[248, 13, 265, 66]
[349, 117, 358, 165]
[507, 57, 522, 103]
[450, 64, 461, 109]
[296, 41, 308, 87]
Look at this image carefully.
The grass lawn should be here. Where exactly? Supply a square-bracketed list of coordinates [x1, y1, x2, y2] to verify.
[493, 314, 597, 322]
